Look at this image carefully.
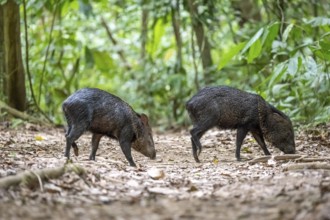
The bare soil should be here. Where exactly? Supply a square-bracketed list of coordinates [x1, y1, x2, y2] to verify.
[0, 123, 329, 220]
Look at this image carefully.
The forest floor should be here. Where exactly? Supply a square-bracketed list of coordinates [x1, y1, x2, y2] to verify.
[0, 123, 329, 220]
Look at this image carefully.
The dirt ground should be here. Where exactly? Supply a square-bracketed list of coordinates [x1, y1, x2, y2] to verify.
[0, 123, 329, 220]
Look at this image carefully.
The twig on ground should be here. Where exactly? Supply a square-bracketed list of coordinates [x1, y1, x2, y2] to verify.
[248, 155, 304, 165]
[283, 162, 330, 171]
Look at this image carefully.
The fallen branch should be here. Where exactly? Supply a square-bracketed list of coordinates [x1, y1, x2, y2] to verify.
[0, 163, 85, 189]
[283, 162, 330, 171]
[0, 100, 51, 126]
[248, 155, 304, 165]
[297, 157, 330, 163]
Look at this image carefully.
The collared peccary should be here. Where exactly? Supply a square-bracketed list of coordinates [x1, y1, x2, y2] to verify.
[62, 88, 156, 166]
[186, 86, 295, 162]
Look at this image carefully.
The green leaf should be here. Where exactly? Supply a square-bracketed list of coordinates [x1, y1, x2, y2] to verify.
[61, 1, 79, 17]
[217, 42, 246, 70]
[269, 62, 287, 87]
[247, 39, 262, 63]
[93, 50, 114, 71]
[147, 18, 166, 58]
[315, 50, 330, 61]
[240, 28, 264, 55]
[287, 57, 298, 75]
[320, 40, 330, 51]
[262, 23, 280, 50]
[272, 84, 289, 96]
[282, 23, 294, 42]
[305, 56, 318, 73]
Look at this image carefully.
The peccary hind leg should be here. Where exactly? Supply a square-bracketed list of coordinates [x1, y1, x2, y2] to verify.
[190, 120, 214, 162]
[65, 125, 87, 159]
[89, 133, 103, 160]
[236, 128, 248, 161]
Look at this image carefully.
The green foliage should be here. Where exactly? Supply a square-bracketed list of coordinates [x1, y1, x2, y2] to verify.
[17, 0, 330, 127]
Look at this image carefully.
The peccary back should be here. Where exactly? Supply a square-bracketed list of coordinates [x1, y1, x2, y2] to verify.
[186, 86, 295, 162]
[62, 88, 156, 166]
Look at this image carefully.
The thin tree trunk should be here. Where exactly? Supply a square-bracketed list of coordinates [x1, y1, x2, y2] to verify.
[141, 0, 149, 62]
[170, 0, 183, 121]
[232, 0, 261, 27]
[0, 6, 4, 99]
[187, 0, 213, 85]
[3, 0, 26, 111]
[171, 0, 182, 71]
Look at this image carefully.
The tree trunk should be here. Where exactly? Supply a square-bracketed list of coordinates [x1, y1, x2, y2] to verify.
[171, 0, 182, 71]
[0, 6, 4, 98]
[232, 0, 261, 27]
[187, 0, 213, 85]
[140, 0, 149, 62]
[2, 0, 27, 111]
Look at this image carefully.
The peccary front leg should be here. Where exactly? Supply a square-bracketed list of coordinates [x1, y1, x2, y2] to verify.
[119, 139, 136, 167]
[89, 133, 103, 160]
[236, 128, 248, 161]
[251, 131, 271, 156]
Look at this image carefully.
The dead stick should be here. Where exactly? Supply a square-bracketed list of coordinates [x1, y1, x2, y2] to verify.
[248, 155, 304, 165]
[283, 162, 330, 171]
[298, 158, 330, 162]
[0, 100, 51, 126]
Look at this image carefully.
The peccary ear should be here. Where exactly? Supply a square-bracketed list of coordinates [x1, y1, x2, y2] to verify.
[140, 113, 149, 126]
[270, 105, 289, 120]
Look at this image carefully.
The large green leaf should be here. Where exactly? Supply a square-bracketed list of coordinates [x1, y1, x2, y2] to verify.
[282, 23, 294, 42]
[262, 23, 280, 50]
[147, 18, 166, 58]
[217, 42, 246, 70]
[287, 57, 298, 75]
[315, 50, 330, 61]
[240, 28, 264, 55]
[247, 39, 262, 63]
[93, 50, 115, 71]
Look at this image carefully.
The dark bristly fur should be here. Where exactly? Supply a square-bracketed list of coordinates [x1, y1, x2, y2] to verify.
[62, 88, 156, 166]
[186, 86, 295, 162]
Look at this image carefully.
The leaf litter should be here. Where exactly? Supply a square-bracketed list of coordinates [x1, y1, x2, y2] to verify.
[0, 123, 329, 219]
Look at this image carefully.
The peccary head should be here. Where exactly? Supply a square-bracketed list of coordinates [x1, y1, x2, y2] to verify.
[260, 102, 296, 154]
[131, 113, 156, 159]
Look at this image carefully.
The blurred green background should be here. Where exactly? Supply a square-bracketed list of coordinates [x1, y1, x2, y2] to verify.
[1, 0, 329, 128]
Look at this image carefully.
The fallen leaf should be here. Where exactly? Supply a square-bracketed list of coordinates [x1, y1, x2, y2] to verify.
[35, 135, 44, 141]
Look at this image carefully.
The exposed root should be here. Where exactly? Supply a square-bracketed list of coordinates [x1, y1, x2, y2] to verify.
[0, 163, 85, 189]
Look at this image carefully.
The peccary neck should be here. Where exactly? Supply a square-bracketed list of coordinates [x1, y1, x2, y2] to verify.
[130, 111, 144, 139]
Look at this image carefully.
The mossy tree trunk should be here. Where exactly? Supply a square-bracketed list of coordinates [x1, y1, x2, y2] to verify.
[1, 0, 26, 111]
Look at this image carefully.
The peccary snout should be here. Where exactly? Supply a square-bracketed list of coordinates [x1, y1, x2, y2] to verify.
[131, 113, 156, 159]
[62, 88, 156, 166]
[186, 86, 295, 163]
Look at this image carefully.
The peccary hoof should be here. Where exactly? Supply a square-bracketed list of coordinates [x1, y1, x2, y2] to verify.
[194, 157, 200, 163]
